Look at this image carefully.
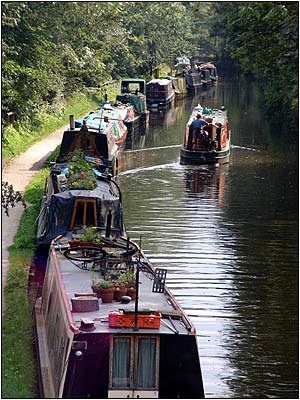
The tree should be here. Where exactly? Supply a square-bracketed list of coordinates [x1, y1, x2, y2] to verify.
[209, 2, 298, 131]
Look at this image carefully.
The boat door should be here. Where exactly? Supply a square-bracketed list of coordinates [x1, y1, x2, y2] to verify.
[108, 335, 160, 398]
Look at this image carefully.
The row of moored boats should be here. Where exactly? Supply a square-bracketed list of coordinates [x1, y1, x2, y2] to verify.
[33, 63, 230, 398]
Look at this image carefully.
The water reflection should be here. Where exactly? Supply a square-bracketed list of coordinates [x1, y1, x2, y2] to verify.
[220, 161, 298, 398]
[184, 165, 228, 208]
[116, 74, 298, 398]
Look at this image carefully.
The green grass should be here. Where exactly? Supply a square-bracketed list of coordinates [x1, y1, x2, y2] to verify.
[2, 167, 49, 398]
[2, 85, 120, 167]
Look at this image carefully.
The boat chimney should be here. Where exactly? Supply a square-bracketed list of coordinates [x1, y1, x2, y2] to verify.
[69, 115, 75, 130]
[105, 209, 112, 237]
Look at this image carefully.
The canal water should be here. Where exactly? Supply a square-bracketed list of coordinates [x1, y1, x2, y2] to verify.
[117, 75, 298, 398]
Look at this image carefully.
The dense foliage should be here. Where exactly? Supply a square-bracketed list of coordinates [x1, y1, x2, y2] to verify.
[2, 2, 298, 141]
[2, 2, 211, 123]
[209, 2, 298, 131]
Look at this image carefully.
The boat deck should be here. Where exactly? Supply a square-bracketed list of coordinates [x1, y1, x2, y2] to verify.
[53, 246, 192, 336]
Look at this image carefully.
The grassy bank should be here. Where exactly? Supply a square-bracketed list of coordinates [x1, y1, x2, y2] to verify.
[1, 84, 122, 397]
[2, 83, 119, 168]
[2, 167, 50, 398]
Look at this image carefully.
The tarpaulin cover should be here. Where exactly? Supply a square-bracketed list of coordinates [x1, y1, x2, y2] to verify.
[37, 182, 124, 245]
[130, 95, 147, 114]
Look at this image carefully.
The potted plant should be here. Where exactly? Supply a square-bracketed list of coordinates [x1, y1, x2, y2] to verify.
[68, 150, 97, 190]
[118, 270, 136, 300]
[69, 227, 102, 248]
[99, 280, 115, 303]
[124, 270, 136, 288]
[113, 274, 127, 301]
[91, 274, 102, 298]
[126, 286, 137, 300]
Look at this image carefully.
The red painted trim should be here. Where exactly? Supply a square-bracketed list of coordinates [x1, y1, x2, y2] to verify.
[51, 246, 79, 334]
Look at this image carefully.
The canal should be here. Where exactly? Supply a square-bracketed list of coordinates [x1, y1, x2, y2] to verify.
[116, 75, 298, 398]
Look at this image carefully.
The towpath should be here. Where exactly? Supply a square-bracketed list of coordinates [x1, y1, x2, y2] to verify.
[2, 125, 68, 314]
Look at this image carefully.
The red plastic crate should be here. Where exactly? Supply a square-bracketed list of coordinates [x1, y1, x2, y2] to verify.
[109, 311, 161, 329]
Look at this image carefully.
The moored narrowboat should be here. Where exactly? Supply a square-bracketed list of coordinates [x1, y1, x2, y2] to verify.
[185, 72, 203, 91]
[75, 106, 128, 149]
[34, 233, 205, 398]
[116, 78, 150, 139]
[36, 126, 121, 248]
[172, 56, 190, 96]
[199, 68, 212, 88]
[198, 62, 218, 84]
[57, 122, 118, 167]
[146, 78, 175, 108]
[171, 76, 188, 96]
[180, 104, 231, 166]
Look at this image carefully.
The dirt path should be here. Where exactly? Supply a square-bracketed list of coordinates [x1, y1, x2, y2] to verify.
[2, 125, 69, 314]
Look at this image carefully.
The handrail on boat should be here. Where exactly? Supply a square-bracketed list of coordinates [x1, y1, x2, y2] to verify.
[51, 246, 79, 334]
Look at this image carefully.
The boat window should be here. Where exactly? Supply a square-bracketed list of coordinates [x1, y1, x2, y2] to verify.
[70, 199, 97, 229]
[110, 335, 159, 390]
[136, 337, 157, 388]
[111, 337, 131, 388]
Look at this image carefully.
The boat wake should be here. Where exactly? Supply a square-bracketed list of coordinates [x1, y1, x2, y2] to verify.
[126, 144, 181, 153]
[119, 162, 179, 175]
[231, 145, 261, 152]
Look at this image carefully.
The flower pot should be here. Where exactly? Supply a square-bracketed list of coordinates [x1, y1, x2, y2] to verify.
[100, 287, 115, 303]
[126, 287, 137, 300]
[113, 285, 127, 301]
[91, 285, 102, 298]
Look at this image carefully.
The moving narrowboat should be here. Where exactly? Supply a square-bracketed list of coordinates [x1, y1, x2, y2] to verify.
[180, 104, 231, 166]
[146, 78, 175, 108]
[34, 232, 205, 398]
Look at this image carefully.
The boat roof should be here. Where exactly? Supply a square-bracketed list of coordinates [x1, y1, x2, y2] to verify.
[50, 173, 120, 200]
[37, 175, 124, 245]
[57, 128, 115, 162]
[95, 104, 128, 121]
[121, 78, 146, 84]
[147, 78, 172, 86]
[198, 62, 216, 68]
[51, 236, 195, 336]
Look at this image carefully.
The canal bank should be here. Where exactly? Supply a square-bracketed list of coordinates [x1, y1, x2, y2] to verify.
[2, 125, 67, 313]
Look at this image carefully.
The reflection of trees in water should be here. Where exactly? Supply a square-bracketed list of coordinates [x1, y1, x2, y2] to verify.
[219, 163, 298, 398]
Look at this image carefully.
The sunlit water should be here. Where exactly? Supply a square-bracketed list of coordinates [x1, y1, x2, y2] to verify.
[116, 76, 298, 398]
